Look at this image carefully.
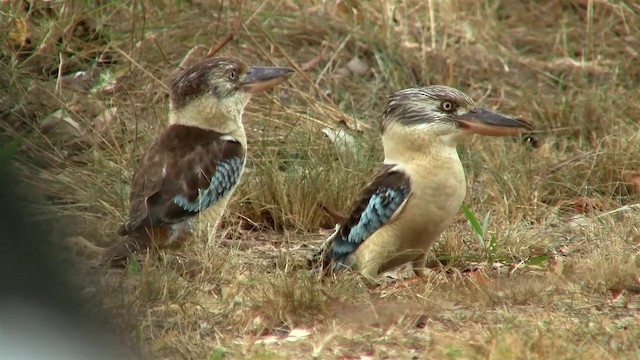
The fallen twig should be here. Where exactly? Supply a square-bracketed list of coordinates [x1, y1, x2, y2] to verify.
[206, 0, 244, 58]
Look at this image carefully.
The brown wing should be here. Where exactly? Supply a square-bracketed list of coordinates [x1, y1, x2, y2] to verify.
[119, 124, 245, 235]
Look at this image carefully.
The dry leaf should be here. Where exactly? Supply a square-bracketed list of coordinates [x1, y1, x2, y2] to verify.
[345, 56, 369, 76]
[59, 67, 99, 93]
[284, 328, 311, 342]
[40, 109, 83, 138]
[321, 127, 359, 165]
[254, 336, 279, 345]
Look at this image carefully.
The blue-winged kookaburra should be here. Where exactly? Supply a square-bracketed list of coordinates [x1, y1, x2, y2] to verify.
[105, 57, 294, 266]
[313, 85, 532, 279]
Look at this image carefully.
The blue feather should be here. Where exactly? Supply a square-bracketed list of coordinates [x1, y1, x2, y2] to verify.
[331, 185, 409, 258]
[172, 156, 243, 213]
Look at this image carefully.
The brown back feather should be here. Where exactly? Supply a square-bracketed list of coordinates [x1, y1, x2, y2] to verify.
[121, 124, 244, 234]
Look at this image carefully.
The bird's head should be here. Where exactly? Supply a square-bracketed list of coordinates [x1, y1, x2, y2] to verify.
[381, 85, 532, 148]
[167, 57, 293, 130]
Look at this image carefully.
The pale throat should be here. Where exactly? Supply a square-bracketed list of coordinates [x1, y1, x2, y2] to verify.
[382, 121, 469, 214]
[382, 122, 465, 165]
[168, 94, 249, 146]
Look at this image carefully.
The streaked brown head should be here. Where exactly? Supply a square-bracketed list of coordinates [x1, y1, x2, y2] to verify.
[168, 57, 294, 111]
[381, 85, 533, 137]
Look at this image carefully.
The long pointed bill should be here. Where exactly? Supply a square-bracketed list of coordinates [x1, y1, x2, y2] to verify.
[455, 108, 533, 136]
[240, 66, 294, 94]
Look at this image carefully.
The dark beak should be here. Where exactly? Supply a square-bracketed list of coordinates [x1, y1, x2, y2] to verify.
[240, 66, 294, 94]
[455, 108, 533, 136]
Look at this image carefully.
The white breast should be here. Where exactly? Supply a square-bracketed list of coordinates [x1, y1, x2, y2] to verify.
[350, 136, 468, 277]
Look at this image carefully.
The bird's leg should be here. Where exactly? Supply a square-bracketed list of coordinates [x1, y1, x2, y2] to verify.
[379, 254, 430, 290]
[411, 253, 429, 278]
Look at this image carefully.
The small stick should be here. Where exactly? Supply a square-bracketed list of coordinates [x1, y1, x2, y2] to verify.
[206, 0, 244, 58]
[178, 45, 208, 69]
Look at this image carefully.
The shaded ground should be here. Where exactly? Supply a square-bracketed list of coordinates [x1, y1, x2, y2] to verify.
[1, 0, 640, 359]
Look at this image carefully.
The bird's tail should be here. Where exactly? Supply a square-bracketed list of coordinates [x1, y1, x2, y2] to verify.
[319, 203, 347, 224]
[103, 230, 151, 268]
[307, 246, 331, 275]
[307, 228, 344, 277]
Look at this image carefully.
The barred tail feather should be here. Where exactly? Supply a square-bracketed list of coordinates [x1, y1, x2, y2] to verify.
[308, 228, 351, 276]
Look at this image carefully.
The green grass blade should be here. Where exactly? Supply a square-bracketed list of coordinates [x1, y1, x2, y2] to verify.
[481, 210, 492, 236]
[461, 204, 483, 236]
[525, 255, 551, 266]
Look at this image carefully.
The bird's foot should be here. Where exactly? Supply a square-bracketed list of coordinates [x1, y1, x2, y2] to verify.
[376, 273, 430, 291]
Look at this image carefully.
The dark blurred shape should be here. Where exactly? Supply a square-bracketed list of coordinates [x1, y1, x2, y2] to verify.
[0, 173, 133, 359]
[511, 118, 541, 149]
[520, 132, 541, 148]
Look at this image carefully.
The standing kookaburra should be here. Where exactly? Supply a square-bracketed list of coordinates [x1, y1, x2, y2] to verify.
[313, 85, 532, 279]
[105, 57, 293, 266]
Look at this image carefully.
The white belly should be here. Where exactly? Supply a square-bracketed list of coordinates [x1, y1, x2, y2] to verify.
[349, 157, 467, 277]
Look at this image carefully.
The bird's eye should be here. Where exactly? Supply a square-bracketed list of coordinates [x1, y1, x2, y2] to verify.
[441, 101, 455, 112]
[228, 69, 238, 81]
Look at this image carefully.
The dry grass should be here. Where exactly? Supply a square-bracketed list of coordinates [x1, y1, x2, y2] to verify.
[2, 0, 640, 358]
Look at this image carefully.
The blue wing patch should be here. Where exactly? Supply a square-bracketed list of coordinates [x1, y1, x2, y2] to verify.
[331, 185, 410, 258]
[172, 156, 243, 213]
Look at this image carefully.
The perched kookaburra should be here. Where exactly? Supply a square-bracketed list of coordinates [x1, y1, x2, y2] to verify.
[105, 57, 293, 266]
[312, 85, 532, 279]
